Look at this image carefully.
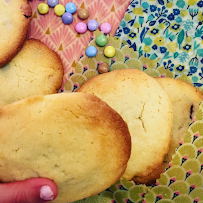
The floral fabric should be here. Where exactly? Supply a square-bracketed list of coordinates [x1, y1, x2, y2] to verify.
[115, 0, 203, 91]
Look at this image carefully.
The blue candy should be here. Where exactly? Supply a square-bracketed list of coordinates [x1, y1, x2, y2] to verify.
[62, 12, 73, 24]
[65, 2, 77, 14]
[48, 0, 59, 8]
[86, 46, 97, 57]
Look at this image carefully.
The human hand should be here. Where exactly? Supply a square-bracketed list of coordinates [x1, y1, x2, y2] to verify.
[0, 178, 58, 203]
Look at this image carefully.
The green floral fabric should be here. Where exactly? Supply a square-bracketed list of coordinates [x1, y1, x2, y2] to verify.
[144, 101, 203, 203]
[115, 0, 203, 90]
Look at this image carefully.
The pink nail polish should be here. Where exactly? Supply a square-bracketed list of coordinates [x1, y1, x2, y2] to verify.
[40, 185, 54, 201]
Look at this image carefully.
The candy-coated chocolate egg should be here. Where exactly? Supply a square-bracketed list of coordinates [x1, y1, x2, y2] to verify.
[75, 22, 87, 34]
[98, 63, 109, 74]
[104, 46, 116, 58]
[96, 35, 108, 47]
[48, 0, 59, 8]
[86, 46, 97, 57]
[87, 19, 99, 31]
[38, 3, 49, 15]
[100, 23, 112, 34]
[62, 12, 73, 24]
[65, 2, 77, 14]
[54, 4, 65, 16]
[78, 9, 89, 20]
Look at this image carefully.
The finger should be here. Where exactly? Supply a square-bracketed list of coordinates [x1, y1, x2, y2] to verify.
[0, 178, 58, 203]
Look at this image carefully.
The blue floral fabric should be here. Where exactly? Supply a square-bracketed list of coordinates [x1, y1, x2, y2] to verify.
[115, 0, 203, 90]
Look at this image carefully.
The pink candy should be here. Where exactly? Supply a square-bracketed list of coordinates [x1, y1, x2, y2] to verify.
[100, 23, 112, 34]
[75, 22, 87, 34]
[75, 22, 112, 35]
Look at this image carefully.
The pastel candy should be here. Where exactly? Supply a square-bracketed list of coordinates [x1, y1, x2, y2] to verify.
[54, 4, 65, 16]
[75, 22, 87, 34]
[100, 23, 112, 34]
[104, 46, 116, 58]
[96, 35, 108, 47]
[86, 46, 97, 57]
[98, 63, 109, 74]
[87, 20, 99, 31]
[47, 0, 59, 8]
[62, 12, 73, 24]
[78, 9, 89, 20]
[65, 2, 77, 14]
[38, 3, 49, 15]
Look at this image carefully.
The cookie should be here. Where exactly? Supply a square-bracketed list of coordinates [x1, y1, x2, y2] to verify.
[136, 78, 203, 185]
[0, 0, 32, 67]
[0, 93, 131, 203]
[77, 69, 173, 181]
[0, 39, 63, 106]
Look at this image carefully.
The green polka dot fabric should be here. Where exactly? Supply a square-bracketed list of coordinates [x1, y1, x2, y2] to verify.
[144, 101, 203, 203]
[72, 179, 148, 203]
[115, 0, 203, 91]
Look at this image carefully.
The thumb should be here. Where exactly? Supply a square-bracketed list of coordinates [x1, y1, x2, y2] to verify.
[0, 178, 58, 203]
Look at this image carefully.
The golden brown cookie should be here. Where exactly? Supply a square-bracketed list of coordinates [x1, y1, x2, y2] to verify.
[77, 69, 173, 181]
[135, 78, 203, 185]
[0, 92, 131, 203]
[0, 39, 63, 106]
[0, 0, 32, 67]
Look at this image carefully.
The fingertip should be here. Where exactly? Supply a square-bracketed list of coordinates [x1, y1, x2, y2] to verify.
[40, 185, 55, 201]
[29, 178, 58, 201]
[0, 178, 58, 203]
[39, 178, 58, 201]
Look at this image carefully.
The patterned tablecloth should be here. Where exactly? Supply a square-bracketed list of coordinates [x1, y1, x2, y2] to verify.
[27, 0, 131, 90]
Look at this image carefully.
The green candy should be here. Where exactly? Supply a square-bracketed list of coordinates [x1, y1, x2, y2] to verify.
[96, 35, 108, 47]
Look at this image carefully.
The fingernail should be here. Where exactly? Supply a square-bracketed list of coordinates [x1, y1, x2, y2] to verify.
[40, 185, 54, 201]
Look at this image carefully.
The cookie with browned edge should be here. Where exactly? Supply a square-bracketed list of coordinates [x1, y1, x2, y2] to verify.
[0, 93, 131, 203]
[77, 69, 173, 181]
[0, 0, 32, 67]
[0, 39, 64, 106]
[135, 78, 203, 185]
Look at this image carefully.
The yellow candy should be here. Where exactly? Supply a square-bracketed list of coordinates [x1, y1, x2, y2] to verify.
[104, 46, 116, 58]
[38, 3, 49, 15]
[54, 4, 65, 16]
